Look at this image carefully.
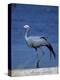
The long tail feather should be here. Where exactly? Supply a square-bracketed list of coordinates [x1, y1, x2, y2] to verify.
[40, 37, 56, 59]
[46, 44, 56, 59]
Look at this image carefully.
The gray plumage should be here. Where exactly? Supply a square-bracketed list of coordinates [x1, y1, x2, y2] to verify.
[24, 25, 56, 59]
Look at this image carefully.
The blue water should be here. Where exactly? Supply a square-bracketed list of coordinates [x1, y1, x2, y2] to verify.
[11, 4, 58, 69]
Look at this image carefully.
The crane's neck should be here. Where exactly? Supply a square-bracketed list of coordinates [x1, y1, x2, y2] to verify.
[25, 29, 29, 40]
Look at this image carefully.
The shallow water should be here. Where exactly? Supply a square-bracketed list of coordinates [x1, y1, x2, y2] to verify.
[11, 4, 58, 69]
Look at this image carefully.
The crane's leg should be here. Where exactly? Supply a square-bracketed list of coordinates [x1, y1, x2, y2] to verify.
[36, 59, 40, 68]
[35, 48, 40, 68]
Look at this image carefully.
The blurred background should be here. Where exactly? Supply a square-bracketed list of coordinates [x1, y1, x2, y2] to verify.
[11, 4, 58, 69]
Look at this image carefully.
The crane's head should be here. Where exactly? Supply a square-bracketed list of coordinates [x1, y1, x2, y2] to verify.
[24, 25, 30, 31]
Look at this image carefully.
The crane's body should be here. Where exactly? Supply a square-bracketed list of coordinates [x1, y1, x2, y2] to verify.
[25, 36, 48, 48]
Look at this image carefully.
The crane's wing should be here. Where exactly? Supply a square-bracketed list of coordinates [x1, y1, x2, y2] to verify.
[28, 36, 43, 47]
[40, 37, 56, 59]
[28, 36, 49, 47]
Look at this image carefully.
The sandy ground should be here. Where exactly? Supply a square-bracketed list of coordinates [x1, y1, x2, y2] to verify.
[8, 67, 58, 77]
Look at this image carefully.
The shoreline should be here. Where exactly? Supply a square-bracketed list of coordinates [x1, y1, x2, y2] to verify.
[8, 67, 58, 77]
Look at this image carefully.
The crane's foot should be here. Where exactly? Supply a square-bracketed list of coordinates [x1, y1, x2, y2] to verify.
[36, 61, 40, 68]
